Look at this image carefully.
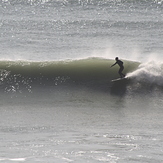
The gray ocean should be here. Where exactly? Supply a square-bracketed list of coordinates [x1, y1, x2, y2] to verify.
[0, 0, 163, 162]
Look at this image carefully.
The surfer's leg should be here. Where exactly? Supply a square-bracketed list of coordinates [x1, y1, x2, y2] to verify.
[119, 67, 125, 78]
[119, 67, 123, 78]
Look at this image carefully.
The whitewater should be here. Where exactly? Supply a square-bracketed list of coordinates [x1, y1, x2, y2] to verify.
[0, 0, 163, 162]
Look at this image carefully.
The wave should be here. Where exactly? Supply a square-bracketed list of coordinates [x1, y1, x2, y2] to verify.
[0, 57, 137, 92]
[0, 57, 138, 81]
[0, 57, 163, 95]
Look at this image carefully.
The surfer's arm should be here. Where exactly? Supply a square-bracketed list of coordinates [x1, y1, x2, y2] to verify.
[110, 62, 117, 68]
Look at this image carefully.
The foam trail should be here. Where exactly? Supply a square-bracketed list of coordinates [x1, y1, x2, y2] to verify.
[127, 61, 163, 86]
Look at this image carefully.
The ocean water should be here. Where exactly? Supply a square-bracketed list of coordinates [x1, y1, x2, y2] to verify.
[0, 0, 163, 162]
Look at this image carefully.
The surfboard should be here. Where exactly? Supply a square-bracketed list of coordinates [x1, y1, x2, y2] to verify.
[111, 77, 127, 82]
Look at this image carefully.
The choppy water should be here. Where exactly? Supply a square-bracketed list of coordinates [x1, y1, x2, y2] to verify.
[0, 0, 163, 162]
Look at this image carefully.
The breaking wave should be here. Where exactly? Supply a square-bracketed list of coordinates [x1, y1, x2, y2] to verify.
[127, 61, 163, 86]
[0, 57, 163, 95]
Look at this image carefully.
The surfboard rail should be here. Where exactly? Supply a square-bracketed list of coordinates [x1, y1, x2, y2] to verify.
[111, 77, 128, 82]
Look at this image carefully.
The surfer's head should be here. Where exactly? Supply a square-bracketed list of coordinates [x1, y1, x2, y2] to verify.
[115, 57, 118, 61]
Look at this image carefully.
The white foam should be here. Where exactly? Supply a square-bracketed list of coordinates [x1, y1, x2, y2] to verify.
[127, 60, 163, 86]
[0, 158, 26, 162]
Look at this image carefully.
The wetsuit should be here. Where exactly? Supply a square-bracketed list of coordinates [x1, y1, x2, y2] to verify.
[111, 59, 125, 78]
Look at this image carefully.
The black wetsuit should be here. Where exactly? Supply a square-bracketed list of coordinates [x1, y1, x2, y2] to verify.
[115, 60, 125, 78]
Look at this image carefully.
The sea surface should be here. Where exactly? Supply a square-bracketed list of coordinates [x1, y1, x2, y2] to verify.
[0, 0, 163, 162]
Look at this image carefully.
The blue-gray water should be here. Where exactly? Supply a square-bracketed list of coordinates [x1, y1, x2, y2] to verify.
[0, 0, 163, 162]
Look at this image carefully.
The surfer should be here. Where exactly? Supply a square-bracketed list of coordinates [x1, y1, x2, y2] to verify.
[111, 57, 125, 78]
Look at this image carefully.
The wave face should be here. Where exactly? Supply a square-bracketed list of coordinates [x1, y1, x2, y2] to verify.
[1, 57, 163, 95]
[0, 58, 138, 92]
